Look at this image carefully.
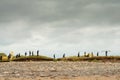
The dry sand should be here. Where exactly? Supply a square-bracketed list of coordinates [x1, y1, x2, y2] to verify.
[0, 75, 120, 80]
[0, 61, 120, 80]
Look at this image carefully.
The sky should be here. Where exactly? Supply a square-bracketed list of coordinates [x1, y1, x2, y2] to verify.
[0, 0, 120, 57]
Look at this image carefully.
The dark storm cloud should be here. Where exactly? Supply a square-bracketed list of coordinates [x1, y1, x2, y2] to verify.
[0, 0, 120, 25]
[0, 0, 120, 55]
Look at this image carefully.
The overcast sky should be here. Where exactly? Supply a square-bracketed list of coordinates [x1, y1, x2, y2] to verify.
[0, 0, 120, 57]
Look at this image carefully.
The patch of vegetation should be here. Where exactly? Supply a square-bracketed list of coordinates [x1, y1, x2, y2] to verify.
[57, 56, 120, 62]
[12, 55, 54, 61]
[0, 53, 7, 56]
[0, 53, 8, 62]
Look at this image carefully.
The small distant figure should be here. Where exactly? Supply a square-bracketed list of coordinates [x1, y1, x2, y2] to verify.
[53, 54, 56, 59]
[29, 51, 31, 56]
[105, 51, 108, 56]
[63, 53, 65, 58]
[37, 50, 39, 56]
[104, 50, 110, 57]
[97, 52, 99, 56]
[78, 52, 80, 57]
[8, 53, 11, 61]
[16, 54, 18, 58]
[18, 53, 21, 57]
[25, 52, 27, 56]
[32, 51, 34, 56]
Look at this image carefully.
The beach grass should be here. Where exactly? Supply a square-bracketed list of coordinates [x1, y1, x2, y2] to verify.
[12, 55, 53, 61]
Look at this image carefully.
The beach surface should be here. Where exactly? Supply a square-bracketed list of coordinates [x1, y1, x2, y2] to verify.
[0, 61, 120, 80]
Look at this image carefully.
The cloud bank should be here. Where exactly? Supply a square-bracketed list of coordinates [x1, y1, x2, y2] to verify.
[0, 0, 120, 57]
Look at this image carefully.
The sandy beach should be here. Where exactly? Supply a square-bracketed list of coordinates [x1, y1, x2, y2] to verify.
[0, 61, 120, 80]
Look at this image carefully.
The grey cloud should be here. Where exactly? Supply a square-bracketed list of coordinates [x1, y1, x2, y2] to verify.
[0, 0, 120, 56]
[0, 0, 120, 25]
[0, 21, 32, 45]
